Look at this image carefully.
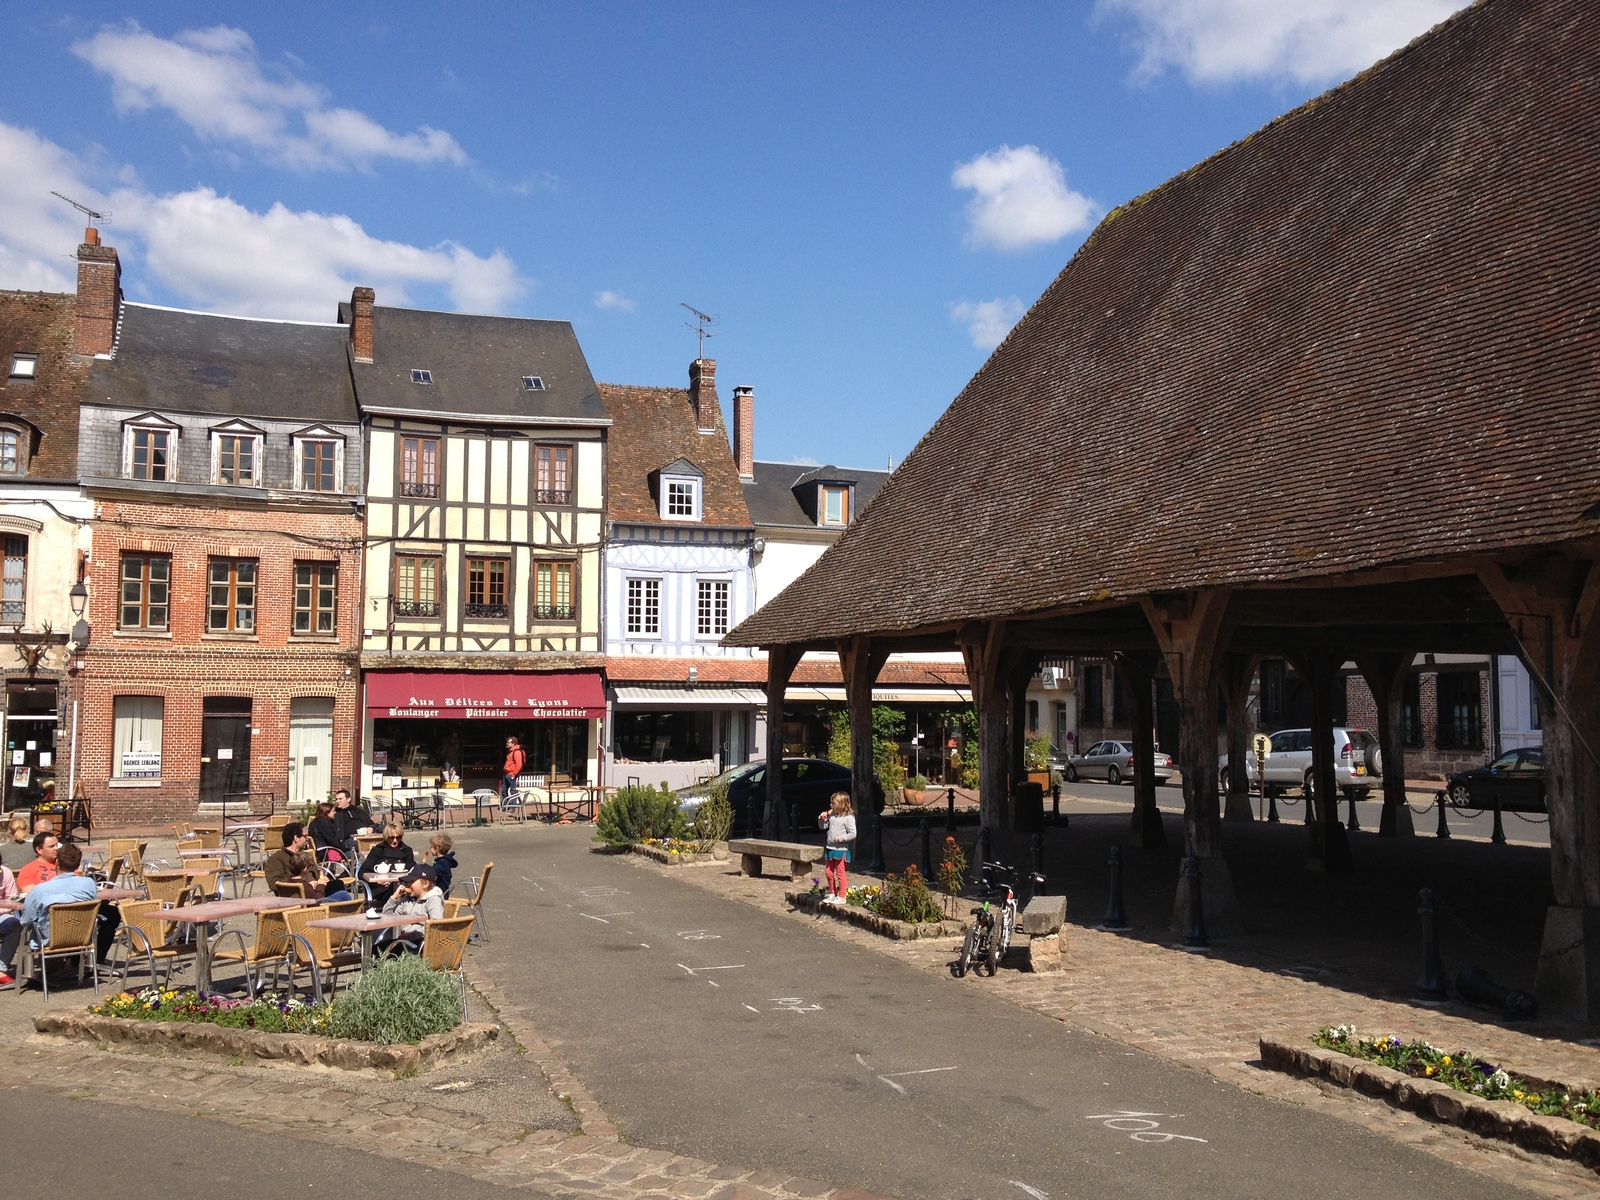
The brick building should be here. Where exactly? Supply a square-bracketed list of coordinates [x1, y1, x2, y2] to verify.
[75, 248, 365, 824]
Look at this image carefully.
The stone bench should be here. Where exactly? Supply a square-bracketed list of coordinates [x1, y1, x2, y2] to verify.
[1021, 894, 1067, 973]
[726, 838, 825, 880]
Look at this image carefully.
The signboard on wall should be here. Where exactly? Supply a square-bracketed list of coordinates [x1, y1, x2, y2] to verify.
[120, 750, 162, 778]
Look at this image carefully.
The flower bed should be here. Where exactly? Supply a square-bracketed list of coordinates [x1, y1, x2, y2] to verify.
[787, 890, 966, 940]
[93, 987, 332, 1034]
[629, 838, 726, 866]
[1315, 1024, 1600, 1130]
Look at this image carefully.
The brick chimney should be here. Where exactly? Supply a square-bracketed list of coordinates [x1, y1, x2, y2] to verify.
[350, 286, 375, 363]
[732, 385, 755, 479]
[74, 228, 121, 357]
[688, 358, 722, 434]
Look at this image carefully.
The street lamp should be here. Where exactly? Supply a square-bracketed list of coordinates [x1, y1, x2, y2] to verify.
[69, 580, 87, 617]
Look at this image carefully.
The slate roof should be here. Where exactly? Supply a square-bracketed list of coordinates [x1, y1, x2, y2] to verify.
[0, 291, 88, 482]
[742, 461, 889, 530]
[728, 0, 1600, 648]
[348, 305, 607, 425]
[598, 382, 751, 527]
[87, 304, 357, 422]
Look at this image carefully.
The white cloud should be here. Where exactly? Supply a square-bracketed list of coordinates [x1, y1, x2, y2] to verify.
[952, 145, 1098, 252]
[594, 290, 636, 312]
[1098, 0, 1470, 85]
[73, 24, 467, 170]
[950, 297, 1025, 350]
[0, 121, 525, 321]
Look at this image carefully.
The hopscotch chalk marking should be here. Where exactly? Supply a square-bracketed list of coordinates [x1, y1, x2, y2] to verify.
[1085, 1112, 1207, 1144]
[1010, 1184, 1049, 1200]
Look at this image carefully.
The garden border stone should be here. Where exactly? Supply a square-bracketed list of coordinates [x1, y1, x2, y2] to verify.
[628, 842, 727, 867]
[787, 891, 967, 940]
[32, 1011, 499, 1077]
[1260, 1037, 1600, 1173]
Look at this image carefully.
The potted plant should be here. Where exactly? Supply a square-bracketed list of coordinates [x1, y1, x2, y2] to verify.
[1025, 733, 1054, 789]
[903, 773, 929, 805]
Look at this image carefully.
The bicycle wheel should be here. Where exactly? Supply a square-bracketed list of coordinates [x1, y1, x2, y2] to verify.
[955, 927, 977, 978]
[984, 940, 1000, 975]
[998, 906, 1016, 956]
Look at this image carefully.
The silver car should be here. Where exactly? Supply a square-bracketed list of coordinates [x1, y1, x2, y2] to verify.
[1220, 727, 1378, 799]
[1064, 740, 1175, 786]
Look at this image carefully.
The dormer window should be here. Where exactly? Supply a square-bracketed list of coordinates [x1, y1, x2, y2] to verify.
[653, 457, 704, 522]
[821, 484, 850, 526]
[210, 422, 265, 487]
[0, 426, 26, 475]
[666, 479, 698, 518]
[292, 425, 345, 492]
[8, 354, 37, 380]
[123, 414, 179, 482]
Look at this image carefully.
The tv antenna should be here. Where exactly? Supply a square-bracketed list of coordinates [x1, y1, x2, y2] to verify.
[52, 192, 110, 228]
[681, 303, 719, 358]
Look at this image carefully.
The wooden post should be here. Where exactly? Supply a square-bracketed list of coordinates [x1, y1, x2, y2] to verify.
[1007, 653, 1042, 830]
[840, 636, 888, 841]
[1355, 652, 1415, 838]
[961, 622, 1011, 833]
[1116, 651, 1166, 848]
[1291, 648, 1354, 872]
[764, 645, 802, 839]
[1479, 558, 1600, 1022]
[1219, 652, 1259, 822]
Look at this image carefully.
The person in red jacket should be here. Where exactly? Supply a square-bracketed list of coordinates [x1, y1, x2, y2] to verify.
[502, 736, 526, 799]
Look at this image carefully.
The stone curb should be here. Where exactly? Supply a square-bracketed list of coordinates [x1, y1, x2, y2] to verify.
[31, 1011, 497, 1076]
[629, 843, 724, 867]
[1260, 1039, 1600, 1172]
[786, 891, 967, 940]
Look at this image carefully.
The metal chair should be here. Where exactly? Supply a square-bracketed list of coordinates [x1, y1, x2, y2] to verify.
[211, 907, 296, 997]
[114, 899, 201, 989]
[143, 869, 191, 908]
[462, 861, 494, 941]
[106, 838, 148, 885]
[10, 899, 103, 999]
[421, 915, 475, 1019]
[283, 905, 361, 1003]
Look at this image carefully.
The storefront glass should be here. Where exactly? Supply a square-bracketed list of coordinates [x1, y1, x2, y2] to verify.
[372, 717, 589, 788]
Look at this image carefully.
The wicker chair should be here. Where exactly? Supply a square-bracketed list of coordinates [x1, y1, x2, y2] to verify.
[421, 915, 475, 1019]
[96, 854, 128, 888]
[442, 897, 469, 920]
[283, 904, 361, 1003]
[184, 858, 226, 903]
[271, 879, 308, 899]
[462, 861, 494, 941]
[211, 908, 296, 997]
[106, 838, 147, 884]
[11, 899, 103, 1000]
[143, 869, 191, 908]
[115, 899, 200, 989]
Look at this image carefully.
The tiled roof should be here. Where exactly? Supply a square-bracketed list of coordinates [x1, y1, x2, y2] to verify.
[742, 460, 889, 530]
[598, 382, 752, 528]
[603, 655, 967, 688]
[0, 290, 88, 482]
[728, 0, 1600, 648]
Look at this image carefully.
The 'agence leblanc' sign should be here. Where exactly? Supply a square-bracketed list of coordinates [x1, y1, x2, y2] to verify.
[384, 695, 592, 720]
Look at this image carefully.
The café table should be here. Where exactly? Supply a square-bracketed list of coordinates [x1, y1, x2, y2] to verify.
[304, 912, 417, 972]
[0, 886, 145, 913]
[149, 895, 306, 992]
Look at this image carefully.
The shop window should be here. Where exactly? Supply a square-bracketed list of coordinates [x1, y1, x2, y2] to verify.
[1401, 674, 1422, 748]
[298, 439, 340, 491]
[207, 558, 257, 633]
[1081, 664, 1104, 725]
[535, 561, 574, 620]
[465, 558, 509, 619]
[395, 555, 440, 618]
[614, 710, 714, 762]
[120, 553, 170, 630]
[1436, 672, 1484, 750]
[401, 437, 440, 498]
[626, 577, 660, 636]
[112, 695, 163, 779]
[1, 536, 25, 623]
[696, 578, 730, 637]
[293, 562, 337, 634]
[535, 445, 571, 505]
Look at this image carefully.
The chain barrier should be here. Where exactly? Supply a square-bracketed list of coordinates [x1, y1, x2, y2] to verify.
[1433, 891, 1576, 962]
[1509, 810, 1549, 824]
[880, 824, 922, 847]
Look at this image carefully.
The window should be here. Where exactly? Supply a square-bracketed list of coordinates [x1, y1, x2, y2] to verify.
[1401, 674, 1422, 748]
[1081, 664, 1104, 725]
[1112, 669, 1131, 724]
[626, 577, 660, 636]
[1053, 701, 1068, 750]
[666, 480, 697, 518]
[535, 561, 574, 620]
[0, 429, 20, 475]
[401, 437, 439, 498]
[821, 485, 850, 525]
[535, 445, 571, 505]
[130, 428, 171, 481]
[207, 558, 257, 633]
[8, 354, 36, 380]
[293, 562, 337, 634]
[112, 696, 164, 779]
[614, 710, 714, 762]
[1, 536, 25, 623]
[215, 433, 258, 485]
[696, 579, 730, 637]
[299, 440, 338, 492]
[395, 555, 440, 617]
[120, 554, 170, 630]
[1027, 699, 1040, 734]
[1435, 672, 1484, 750]
[522, 375, 545, 391]
[465, 558, 509, 619]
[410, 369, 432, 384]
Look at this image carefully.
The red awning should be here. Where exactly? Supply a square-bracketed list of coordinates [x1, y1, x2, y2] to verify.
[366, 671, 605, 720]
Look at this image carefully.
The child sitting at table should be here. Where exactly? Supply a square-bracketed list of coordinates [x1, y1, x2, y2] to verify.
[428, 833, 458, 896]
[375, 864, 444, 955]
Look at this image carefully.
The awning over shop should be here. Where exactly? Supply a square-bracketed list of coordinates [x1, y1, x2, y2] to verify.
[785, 686, 970, 705]
[613, 685, 768, 707]
[366, 671, 605, 720]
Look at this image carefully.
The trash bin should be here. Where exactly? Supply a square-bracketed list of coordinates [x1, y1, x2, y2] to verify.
[1013, 781, 1044, 832]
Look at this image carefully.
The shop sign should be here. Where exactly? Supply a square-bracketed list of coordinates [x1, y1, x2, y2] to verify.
[120, 750, 162, 778]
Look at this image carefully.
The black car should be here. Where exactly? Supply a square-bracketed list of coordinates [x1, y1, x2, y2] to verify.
[1445, 747, 1545, 813]
[678, 757, 854, 834]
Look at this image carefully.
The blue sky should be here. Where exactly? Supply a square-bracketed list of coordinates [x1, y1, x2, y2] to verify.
[0, 1, 1465, 467]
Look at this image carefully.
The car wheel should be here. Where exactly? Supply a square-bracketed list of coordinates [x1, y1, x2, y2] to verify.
[1107, 765, 1122, 786]
[1303, 770, 1317, 800]
[1448, 782, 1476, 810]
[1064, 764, 1077, 783]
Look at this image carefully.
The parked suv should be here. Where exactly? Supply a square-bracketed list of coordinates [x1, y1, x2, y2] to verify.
[1220, 727, 1379, 799]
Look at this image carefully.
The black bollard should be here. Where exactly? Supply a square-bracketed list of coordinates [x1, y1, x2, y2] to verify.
[920, 818, 933, 878]
[1100, 845, 1129, 930]
[1456, 966, 1537, 1020]
[747, 795, 761, 840]
[870, 808, 887, 873]
[1051, 783, 1061, 823]
[1266, 784, 1280, 823]
[788, 800, 799, 843]
[1182, 857, 1208, 947]
[1031, 832, 1045, 891]
[946, 786, 957, 832]
[1491, 796, 1507, 845]
[1416, 887, 1449, 1000]
[1346, 789, 1360, 833]
[1435, 791, 1451, 839]
[975, 827, 992, 884]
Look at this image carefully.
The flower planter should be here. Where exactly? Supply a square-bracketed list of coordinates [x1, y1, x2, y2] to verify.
[902, 788, 928, 806]
[628, 842, 725, 866]
[787, 891, 968, 940]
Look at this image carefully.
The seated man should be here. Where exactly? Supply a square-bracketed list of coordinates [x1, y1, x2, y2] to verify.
[330, 789, 376, 858]
[375, 864, 445, 955]
[263, 823, 351, 902]
[15, 831, 61, 893]
[0, 842, 120, 984]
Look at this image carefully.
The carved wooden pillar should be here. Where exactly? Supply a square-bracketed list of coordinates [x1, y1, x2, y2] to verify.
[763, 644, 802, 838]
[1290, 648, 1354, 872]
[1480, 557, 1600, 1022]
[840, 636, 889, 839]
[1115, 650, 1166, 848]
[1355, 651, 1415, 838]
[1219, 652, 1259, 822]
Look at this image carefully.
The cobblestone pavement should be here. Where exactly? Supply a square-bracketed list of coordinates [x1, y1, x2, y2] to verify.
[643, 850, 1600, 1199]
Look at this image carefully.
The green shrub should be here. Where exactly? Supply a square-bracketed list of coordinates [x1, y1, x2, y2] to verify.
[1024, 733, 1053, 771]
[596, 784, 687, 846]
[874, 864, 944, 923]
[327, 954, 460, 1045]
[879, 760, 906, 792]
[692, 779, 734, 843]
[907, 773, 929, 791]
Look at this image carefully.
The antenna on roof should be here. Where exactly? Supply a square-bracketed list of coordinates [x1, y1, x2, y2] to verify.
[51, 192, 110, 228]
[680, 303, 719, 358]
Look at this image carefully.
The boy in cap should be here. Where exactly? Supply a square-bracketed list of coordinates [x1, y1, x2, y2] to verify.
[376, 863, 444, 955]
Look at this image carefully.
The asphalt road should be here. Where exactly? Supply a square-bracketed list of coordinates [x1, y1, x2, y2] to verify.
[473, 826, 1533, 1200]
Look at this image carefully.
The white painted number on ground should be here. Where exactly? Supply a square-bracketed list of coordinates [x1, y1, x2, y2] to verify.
[578, 886, 629, 898]
[1085, 1112, 1208, 1144]
[770, 997, 822, 1014]
[677, 929, 721, 940]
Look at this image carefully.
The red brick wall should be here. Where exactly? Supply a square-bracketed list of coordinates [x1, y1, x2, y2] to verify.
[80, 497, 363, 823]
[1342, 669, 1492, 779]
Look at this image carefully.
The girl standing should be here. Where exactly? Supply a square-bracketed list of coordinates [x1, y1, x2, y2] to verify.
[818, 791, 856, 904]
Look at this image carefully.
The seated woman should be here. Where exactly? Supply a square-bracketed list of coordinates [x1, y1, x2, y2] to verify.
[376, 864, 444, 955]
[359, 821, 416, 907]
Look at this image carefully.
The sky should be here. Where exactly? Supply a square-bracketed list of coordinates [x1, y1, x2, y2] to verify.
[0, 1, 1469, 468]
